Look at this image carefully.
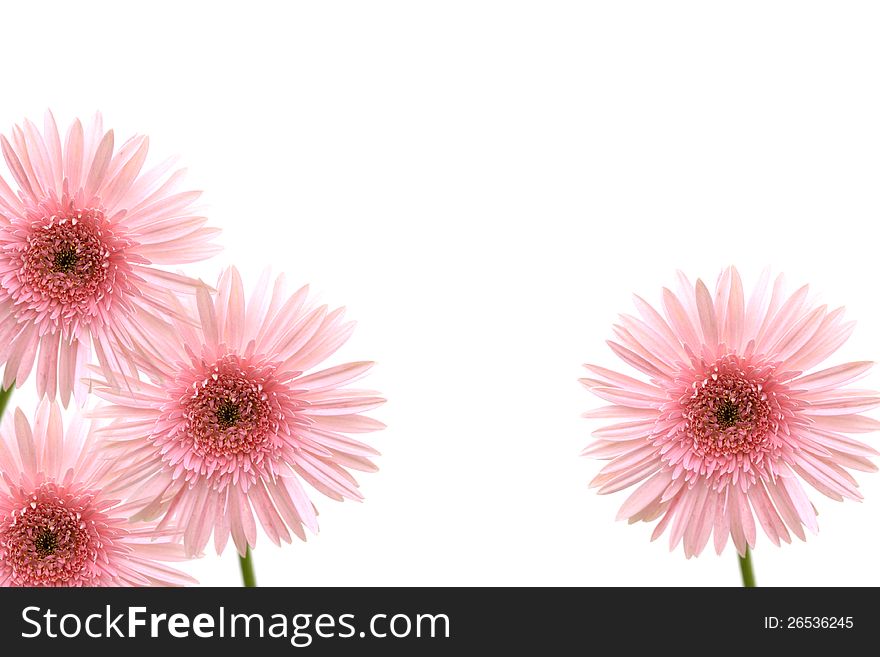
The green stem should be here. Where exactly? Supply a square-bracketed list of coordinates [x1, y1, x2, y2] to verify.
[738, 547, 756, 587]
[0, 384, 13, 419]
[239, 547, 257, 587]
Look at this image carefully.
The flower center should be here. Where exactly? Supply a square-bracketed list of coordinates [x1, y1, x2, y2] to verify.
[34, 528, 60, 557]
[156, 351, 305, 490]
[714, 398, 741, 429]
[683, 366, 772, 459]
[51, 246, 79, 273]
[0, 483, 101, 586]
[22, 211, 109, 301]
[7, 202, 136, 333]
[654, 353, 795, 489]
[179, 354, 281, 461]
[216, 400, 241, 429]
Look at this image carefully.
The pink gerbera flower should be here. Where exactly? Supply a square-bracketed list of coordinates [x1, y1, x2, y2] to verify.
[92, 267, 384, 557]
[0, 400, 195, 586]
[0, 111, 221, 405]
[581, 267, 880, 558]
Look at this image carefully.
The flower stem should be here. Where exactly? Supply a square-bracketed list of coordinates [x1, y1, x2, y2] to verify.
[0, 384, 13, 419]
[738, 547, 756, 587]
[239, 547, 257, 587]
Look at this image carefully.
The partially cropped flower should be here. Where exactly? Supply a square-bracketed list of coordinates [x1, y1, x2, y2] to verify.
[581, 267, 880, 558]
[0, 111, 221, 405]
[92, 267, 384, 557]
[0, 400, 195, 586]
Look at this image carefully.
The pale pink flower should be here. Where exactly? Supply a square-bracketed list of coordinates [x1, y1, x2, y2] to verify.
[581, 268, 880, 558]
[0, 111, 221, 405]
[92, 267, 384, 557]
[0, 400, 195, 586]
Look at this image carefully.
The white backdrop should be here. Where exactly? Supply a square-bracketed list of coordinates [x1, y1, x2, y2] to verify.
[2, 1, 879, 586]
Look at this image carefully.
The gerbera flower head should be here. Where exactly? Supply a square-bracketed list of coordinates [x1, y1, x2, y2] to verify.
[581, 267, 880, 558]
[0, 400, 195, 586]
[93, 267, 384, 557]
[0, 111, 221, 405]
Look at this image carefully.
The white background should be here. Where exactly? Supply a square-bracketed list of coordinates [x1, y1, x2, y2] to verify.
[2, 1, 879, 586]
